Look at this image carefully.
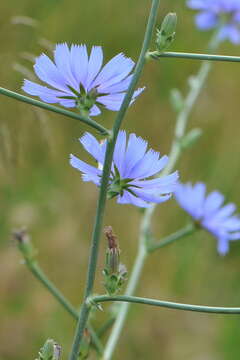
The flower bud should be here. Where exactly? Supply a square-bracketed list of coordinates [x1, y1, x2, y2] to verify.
[180, 128, 203, 149]
[37, 339, 61, 360]
[170, 88, 184, 113]
[156, 12, 177, 52]
[12, 229, 37, 263]
[103, 226, 127, 295]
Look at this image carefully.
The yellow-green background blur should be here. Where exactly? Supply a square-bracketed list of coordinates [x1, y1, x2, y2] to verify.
[1, 0, 240, 359]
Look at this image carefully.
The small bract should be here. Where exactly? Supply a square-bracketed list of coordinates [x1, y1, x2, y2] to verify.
[175, 182, 240, 255]
[22, 43, 144, 116]
[70, 131, 179, 208]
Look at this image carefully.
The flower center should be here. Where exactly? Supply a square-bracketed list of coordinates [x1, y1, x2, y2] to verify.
[59, 84, 99, 116]
[107, 165, 140, 200]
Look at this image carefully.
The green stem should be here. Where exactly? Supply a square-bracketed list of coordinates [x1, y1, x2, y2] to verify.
[163, 34, 220, 175]
[148, 51, 240, 63]
[68, 1, 160, 359]
[24, 260, 103, 355]
[92, 295, 240, 315]
[147, 223, 196, 253]
[0, 87, 109, 136]
[103, 32, 221, 359]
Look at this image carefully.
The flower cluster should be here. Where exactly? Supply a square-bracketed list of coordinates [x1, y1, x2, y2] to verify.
[22, 43, 144, 116]
[70, 131, 179, 207]
[187, 0, 240, 43]
[175, 182, 240, 255]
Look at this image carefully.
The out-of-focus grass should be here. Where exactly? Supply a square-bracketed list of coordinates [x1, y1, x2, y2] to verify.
[1, 1, 240, 359]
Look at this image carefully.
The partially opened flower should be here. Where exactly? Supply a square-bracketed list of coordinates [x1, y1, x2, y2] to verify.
[175, 182, 240, 255]
[70, 131, 179, 207]
[22, 43, 144, 116]
[187, 0, 240, 44]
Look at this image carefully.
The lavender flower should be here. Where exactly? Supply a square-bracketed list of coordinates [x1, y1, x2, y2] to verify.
[175, 182, 240, 255]
[187, 0, 240, 43]
[70, 131, 179, 207]
[22, 43, 144, 116]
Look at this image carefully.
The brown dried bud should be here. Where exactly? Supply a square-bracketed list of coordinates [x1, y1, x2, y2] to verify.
[104, 226, 118, 249]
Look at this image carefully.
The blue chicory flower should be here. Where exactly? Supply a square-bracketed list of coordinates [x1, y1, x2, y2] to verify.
[70, 131, 179, 207]
[22, 43, 144, 116]
[187, 0, 240, 43]
[175, 182, 240, 255]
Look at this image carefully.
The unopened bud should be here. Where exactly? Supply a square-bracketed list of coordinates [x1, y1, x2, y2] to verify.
[12, 229, 37, 263]
[103, 226, 127, 295]
[37, 339, 61, 360]
[180, 128, 203, 149]
[170, 88, 184, 113]
[156, 13, 177, 52]
[104, 226, 120, 274]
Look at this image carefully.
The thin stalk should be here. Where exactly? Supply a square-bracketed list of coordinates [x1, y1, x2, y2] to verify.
[148, 51, 240, 63]
[92, 295, 240, 315]
[147, 223, 196, 253]
[0, 87, 109, 136]
[68, 1, 160, 359]
[24, 260, 103, 355]
[163, 33, 221, 175]
[103, 32, 221, 358]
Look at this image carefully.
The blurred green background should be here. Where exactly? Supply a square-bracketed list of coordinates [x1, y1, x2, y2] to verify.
[1, 0, 240, 359]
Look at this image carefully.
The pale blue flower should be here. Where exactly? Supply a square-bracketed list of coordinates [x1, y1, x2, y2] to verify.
[70, 131, 179, 207]
[175, 182, 240, 255]
[22, 43, 144, 116]
[187, 0, 240, 43]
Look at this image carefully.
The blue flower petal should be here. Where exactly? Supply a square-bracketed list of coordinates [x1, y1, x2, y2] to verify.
[217, 237, 229, 256]
[89, 104, 101, 116]
[187, 0, 208, 10]
[70, 154, 102, 179]
[98, 74, 133, 94]
[132, 171, 179, 193]
[175, 181, 240, 255]
[70, 44, 89, 89]
[54, 43, 79, 90]
[133, 188, 171, 204]
[218, 25, 240, 43]
[117, 191, 150, 208]
[203, 190, 224, 217]
[79, 132, 105, 163]
[34, 53, 69, 92]
[129, 152, 168, 179]
[85, 46, 103, 91]
[122, 133, 148, 178]
[113, 130, 127, 175]
[195, 11, 218, 30]
[22, 80, 67, 103]
[92, 53, 134, 89]
[58, 99, 76, 108]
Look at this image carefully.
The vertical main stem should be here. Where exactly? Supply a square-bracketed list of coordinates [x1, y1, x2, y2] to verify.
[68, 1, 160, 359]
